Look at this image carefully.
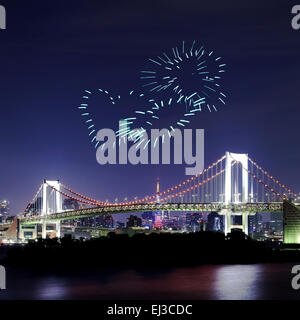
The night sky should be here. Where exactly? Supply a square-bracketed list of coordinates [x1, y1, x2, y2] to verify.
[0, 0, 299, 214]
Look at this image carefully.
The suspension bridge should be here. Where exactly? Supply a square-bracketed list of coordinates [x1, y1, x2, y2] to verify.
[3, 152, 300, 243]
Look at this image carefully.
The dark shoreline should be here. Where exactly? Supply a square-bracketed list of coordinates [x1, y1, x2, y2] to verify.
[1, 231, 300, 273]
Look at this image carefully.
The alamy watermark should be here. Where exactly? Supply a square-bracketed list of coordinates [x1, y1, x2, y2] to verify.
[0, 5, 6, 30]
[0, 265, 5, 290]
[96, 121, 204, 176]
[291, 265, 300, 290]
[292, 5, 300, 30]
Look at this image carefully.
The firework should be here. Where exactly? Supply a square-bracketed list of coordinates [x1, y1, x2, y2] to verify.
[77, 41, 227, 149]
[141, 40, 226, 111]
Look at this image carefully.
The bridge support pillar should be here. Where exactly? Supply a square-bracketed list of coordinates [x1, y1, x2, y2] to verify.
[42, 220, 47, 239]
[242, 213, 249, 236]
[220, 210, 252, 235]
[224, 152, 249, 204]
[224, 212, 232, 235]
[56, 221, 61, 238]
[19, 224, 38, 241]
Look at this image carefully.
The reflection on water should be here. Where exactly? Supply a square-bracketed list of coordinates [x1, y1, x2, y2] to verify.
[0, 263, 299, 300]
[214, 265, 262, 300]
[37, 277, 68, 300]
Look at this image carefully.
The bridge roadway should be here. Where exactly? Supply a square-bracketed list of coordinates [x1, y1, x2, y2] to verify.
[0, 223, 14, 230]
[20, 202, 284, 225]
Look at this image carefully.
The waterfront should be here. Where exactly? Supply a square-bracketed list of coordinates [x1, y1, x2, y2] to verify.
[0, 263, 299, 300]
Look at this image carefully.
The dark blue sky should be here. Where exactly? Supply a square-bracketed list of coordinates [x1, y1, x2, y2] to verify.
[0, 0, 299, 214]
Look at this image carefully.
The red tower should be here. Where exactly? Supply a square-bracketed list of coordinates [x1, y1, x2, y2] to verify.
[154, 178, 162, 229]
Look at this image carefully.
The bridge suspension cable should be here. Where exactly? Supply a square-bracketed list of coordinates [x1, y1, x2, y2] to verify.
[110, 155, 226, 206]
[46, 183, 105, 206]
[60, 183, 107, 205]
[242, 165, 283, 200]
[22, 153, 298, 218]
[48, 155, 226, 207]
[248, 157, 297, 198]
[158, 167, 226, 203]
[23, 184, 43, 215]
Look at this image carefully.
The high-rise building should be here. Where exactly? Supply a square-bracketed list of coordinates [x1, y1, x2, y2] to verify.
[270, 212, 283, 233]
[154, 178, 163, 229]
[248, 214, 258, 238]
[207, 212, 223, 232]
[141, 212, 154, 229]
[186, 212, 203, 232]
[153, 213, 163, 229]
[142, 212, 154, 220]
[126, 215, 142, 228]
[0, 200, 9, 223]
[283, 201, 300, 244]
[78, 215, 114, 228]
[248, 212, 283, 240]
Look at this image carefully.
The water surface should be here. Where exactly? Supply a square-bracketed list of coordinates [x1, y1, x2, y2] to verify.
[0, 263, 299, 300]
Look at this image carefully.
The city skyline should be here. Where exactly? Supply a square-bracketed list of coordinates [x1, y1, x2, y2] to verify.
[0, 0, 300, 215]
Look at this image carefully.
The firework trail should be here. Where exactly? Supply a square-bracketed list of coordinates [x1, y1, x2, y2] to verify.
[78, 41, 227, 149]
[140, 40, 226, 110]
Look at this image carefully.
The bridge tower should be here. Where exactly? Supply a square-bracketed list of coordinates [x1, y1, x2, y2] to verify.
[224, 152, 248, 204]
[41, 180, 62, 239]
[41, 180, 62, 215]
[19, 180, 63, 240]
[221, 152, 253, 235]
[156, 177, 160, 203]
[154, 177, 163, 229]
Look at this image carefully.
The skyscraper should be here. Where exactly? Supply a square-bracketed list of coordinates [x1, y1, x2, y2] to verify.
[270, 212, 283, 234]
[126, 215, 142, 228]
[207, 212, 223, 232]
[248, 213, 258, 238]
[0, 200, 9, 223]
[154, 178, 163, 229]
[186, 212, 203, 232]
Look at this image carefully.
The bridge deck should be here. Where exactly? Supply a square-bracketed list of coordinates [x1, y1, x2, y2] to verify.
[20, 202, 284, 225]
